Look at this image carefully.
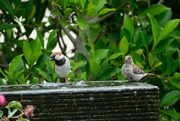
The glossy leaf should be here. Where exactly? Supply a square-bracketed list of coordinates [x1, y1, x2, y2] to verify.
[23, 41, 31, 65]
[157, 10, 172, 27]
[9, 55, 23, 74]
[160, 109, 180, 120]
[108, 53, 123, 60]
[97, 67, 121, 81]
[152, 39, 172, 55]
[169, 30, 180, 40]
[36, 68, 52, 82]
[47, 30, 58, 52]
[0, 0, 13, 15]
[7, 108, 18, 118]
[6, 101, 22, 110]
[94, 49, 109, 64]
[178, 50, 180, 71]
[98, 8, 115, 16]
[148, 13, 160, 48]
[148, 53, 154, 67]
[90, 59, 100, 78]
[61, 0, 70, 8]
[77, 15, 88, 30]
[166, 56, 176, 75]
[161, 90, 180, 107]
[0, 23, 18, 30]
[123, 14, 134, 40]
[140, 31, 149, 52]
[170, 79, 180, 90]
[96, 0, 106, 12]
[79, 0, 87, 9]
[87, 3, 96, 18]
[157, 19, 180, 42]
[165, 40, 179, 56]
[119, 36, 129, 56]
[29, 38, 42, 65]
[0, 110, 3, 117]
[140, 4, 170, 17]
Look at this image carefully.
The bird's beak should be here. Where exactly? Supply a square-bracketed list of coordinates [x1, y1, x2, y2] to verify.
[50, 54, 55, 61]
[50, 57, 53, 61]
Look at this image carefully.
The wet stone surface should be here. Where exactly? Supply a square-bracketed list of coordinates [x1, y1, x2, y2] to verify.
[0, 80, 159, 121]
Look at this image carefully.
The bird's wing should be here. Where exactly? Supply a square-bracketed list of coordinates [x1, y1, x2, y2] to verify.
[132, 64, 145, 74]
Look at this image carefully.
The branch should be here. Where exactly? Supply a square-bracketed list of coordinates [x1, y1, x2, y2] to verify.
[49, 3, 76, 45]
[98, 0, 129, 22]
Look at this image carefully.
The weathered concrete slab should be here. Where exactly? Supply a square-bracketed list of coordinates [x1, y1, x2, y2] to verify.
[0, 81, 159, 121]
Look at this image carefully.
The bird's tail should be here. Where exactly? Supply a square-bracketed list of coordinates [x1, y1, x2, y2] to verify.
[140, 73, 158, 82]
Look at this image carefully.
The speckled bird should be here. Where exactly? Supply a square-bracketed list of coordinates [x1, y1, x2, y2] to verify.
[122, 55, 153, 81]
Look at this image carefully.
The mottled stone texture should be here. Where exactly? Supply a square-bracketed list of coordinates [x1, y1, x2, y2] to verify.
[0, 81, 159, 121]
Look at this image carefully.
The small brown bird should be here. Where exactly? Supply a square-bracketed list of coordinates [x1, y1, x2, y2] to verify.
[50, 52, 70, 83]
[122, 55, 152, 81]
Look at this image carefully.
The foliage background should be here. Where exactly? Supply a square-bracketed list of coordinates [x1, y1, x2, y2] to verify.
[0, 0, 180, 120]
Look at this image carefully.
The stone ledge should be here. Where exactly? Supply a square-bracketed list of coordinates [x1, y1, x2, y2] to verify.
[0, 81, 159, 121]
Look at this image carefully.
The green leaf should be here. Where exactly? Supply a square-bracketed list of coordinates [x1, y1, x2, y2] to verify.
[76, 72, 87, 81]
[9, 55, 23, 74]
[0, 110, 3, 117]
[169, 30, 180, 40]
[108, 53, 123, 60]
[0, 0, 14, 15]
[148, 53, 154, 67]
[153, 61, 162, 68]
[140, 4, 170, 17]
[123, 14, 134, 40]
[157, 10, 172, 27]
[7, 108, 18, 118]
[170, 76, 180, 90]
[0, 23, 18, 30]
[160, 90, 180, 107]
[119, 36, 129, 55]
[97, 67, 121, 80]
[87, 3, 96, 18]
[29, 38, 42, 65]
[79, 0, 87, 9]
[157, 19, 180, 42]
[0, 78, 5, 85]
[152, 39, 172, 55]
[70, 60, 84, 72]
[178, 50, 180, 71]
[148, 13, 160, 48]
[23, 41, 31, 64]
[36, 68, 52, 82]
[98, 8, 115, 16]
[160, 109, 180, 120]
[89, 26, 99, 40]
[164, 56, 176, 76]
[165, 40, 179, 56]
[77, 15, 88, 30]
[61, 0, 70, 8]
[47, 30, 58, 52]
[140, 31, 149, 52]
[94, 49, 109, 64]
[0, 68, 7, 78]
[96, 0, 107, 12]
[37, 31, 44, 49]
[6, 101, 22, 110]
[90, 59, 100, 78]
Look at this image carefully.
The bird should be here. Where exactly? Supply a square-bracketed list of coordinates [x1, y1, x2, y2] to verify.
[122, 55, 153, 81]
[50, 52, 70, 83]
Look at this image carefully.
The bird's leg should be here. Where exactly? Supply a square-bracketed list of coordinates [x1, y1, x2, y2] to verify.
[59, 77, 66, 83]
